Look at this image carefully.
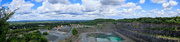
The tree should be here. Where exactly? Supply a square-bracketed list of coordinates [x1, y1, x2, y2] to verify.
[43, 32, 49, 35]
[0, 7, 17, 42]
[72, 28, 78, 35]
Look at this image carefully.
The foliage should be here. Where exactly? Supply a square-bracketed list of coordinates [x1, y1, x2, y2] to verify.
[43, 32, 49, 35]
[6, 31, 48, 42]
[0, 7, 17, 42]
[80, 19, 116, 25]
[8, 22, 74, 34]
[112, 22, 117, 24]
[117, 17, 180, 24]
[72, 28, 78, 35]
[146, 27, 180, 31]
[8, 27, 41, 34]
[9, 22, 71, 29]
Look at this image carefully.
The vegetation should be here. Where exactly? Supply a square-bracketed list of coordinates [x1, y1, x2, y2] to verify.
[146, 27, 180, 31]
[7, 22, 74, 34]
[72, 28, 78, 35]
[80, 19, 116, 25]
[7, 31, 48, 42]
[43, 32, 49, 35]
[117, 17, 180, 24]
[0, 7, 17, 42]
[8, 27, 40, 34]
[112, 22, 117, 24]
[9, 22, 71, 29]
[80, 17, 180, 25]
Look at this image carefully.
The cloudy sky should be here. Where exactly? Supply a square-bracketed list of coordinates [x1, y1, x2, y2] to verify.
[0, 0, 180, 21]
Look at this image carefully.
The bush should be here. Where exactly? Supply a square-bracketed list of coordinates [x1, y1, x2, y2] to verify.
[72, 28, 78, 35]
[112, 22, 117, 24]
[43, 32, 49, 35]
[39, 36, 48, 42]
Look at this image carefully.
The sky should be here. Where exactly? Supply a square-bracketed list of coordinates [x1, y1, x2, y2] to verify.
[0, 0, 180, 21]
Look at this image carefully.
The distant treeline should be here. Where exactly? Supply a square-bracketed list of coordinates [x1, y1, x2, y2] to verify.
[8, 21, 83, 29]
[117, 16, 180, 24]
[80, 16, 180, 25]
[80, 19, 116, 25]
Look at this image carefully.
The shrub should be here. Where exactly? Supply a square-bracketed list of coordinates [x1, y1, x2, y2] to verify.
[72, 28, 78, 35]
[43, 32, 49, 35]
[112, 22, 117, 24]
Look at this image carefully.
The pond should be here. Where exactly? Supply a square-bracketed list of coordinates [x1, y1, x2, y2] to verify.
[91, 34, 122, 41]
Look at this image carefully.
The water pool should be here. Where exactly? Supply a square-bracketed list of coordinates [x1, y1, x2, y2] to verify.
[92, 34, 122, 41]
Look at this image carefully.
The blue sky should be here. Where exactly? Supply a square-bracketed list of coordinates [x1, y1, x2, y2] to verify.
[0, 0, 180, 21]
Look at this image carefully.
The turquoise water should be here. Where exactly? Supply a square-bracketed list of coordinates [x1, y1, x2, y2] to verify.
[92, 34, 122, 41]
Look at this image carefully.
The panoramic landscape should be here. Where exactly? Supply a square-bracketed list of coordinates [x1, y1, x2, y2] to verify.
[0, 0, 180, 42]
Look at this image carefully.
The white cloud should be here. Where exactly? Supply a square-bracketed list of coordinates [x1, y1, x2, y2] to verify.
[0, 0, 2, 4]
[177, 9, 180, 14]
[141, 10, 146, 12]
[35, 0, 44, 2]
[37, 0, 85, 15]
[5, 0, 179, 21]
[162, 0, 178, 10]
[100, 0, 126, 6]
[168, 11, 178, 16]
[14, 0, 143, 20]
[82, 0, 101, 12]
[149, 9, 157, 13]
[3, 0, 34, 14]
[48, 0, 71, 4]
[150, 0, 167, 4]
[121, 2, 136, 8]
[168, 11, 175, 14]
[139, 0, 145, 4]
[149, 9, 164, 14]
[121, 2, 142, 10]
[157, 10, 164, 14]
[148, 9, 179, 17]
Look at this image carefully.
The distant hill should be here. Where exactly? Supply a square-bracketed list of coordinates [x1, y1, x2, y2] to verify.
[8, 20, 92, 23]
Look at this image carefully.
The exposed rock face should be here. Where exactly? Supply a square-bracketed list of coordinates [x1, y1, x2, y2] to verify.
[116, 27, 179, 42]
[117, 22, 180, 37]
[115, 22, 180, 42]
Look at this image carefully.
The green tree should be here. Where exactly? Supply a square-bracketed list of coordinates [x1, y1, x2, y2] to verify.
[72, 28, 78, 35]
[43, 32, 49, 35]
[0, 7, 17, 42]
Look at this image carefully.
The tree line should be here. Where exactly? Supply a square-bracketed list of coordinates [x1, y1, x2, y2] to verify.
[117, 17, 180, 24]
